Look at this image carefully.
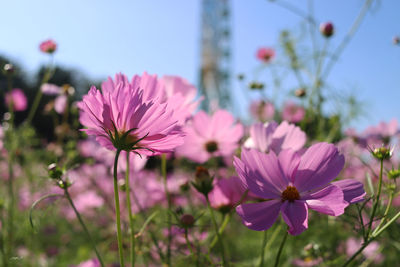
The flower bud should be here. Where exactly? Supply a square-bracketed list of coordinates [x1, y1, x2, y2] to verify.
[393, 36, 400, 45]
[3, 63, 14, 75]
[249, 81, 264, 90]
[295, 88, 306, 98]
[388, 168, 400, 180]
[371, 146, 393, 160]
[48, 163, 63, 180]
[180, 214, 195, 228]
[320, 22, 334, 38]
[192, 166, 214, 196]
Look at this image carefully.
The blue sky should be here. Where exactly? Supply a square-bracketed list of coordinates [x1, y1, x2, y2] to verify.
[1, 0, 399, 131]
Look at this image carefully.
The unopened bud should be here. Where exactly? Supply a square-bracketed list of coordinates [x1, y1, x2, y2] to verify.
[320, 22, 334, 38]
[180, 214, 195, 228]
[371, 146, 393, 160]
[192, 166, 214, 196]
[393, 36, 400, 45]
[295, 88, 306, 97]
[3, 63, 14, 75]
[388, 169, 400, 180]
[48, 163, 63, 180]
[249, 81, 264, 90]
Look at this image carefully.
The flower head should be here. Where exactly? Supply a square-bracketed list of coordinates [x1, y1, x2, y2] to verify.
[282, 102, 305, 123]
[256, 47, 275, 63]
[39, 39, 57, 54]
[244, 121, 306, 154]
[78, 73, 184, 155]
[235, 143, 364, 235]
[176, 110, 243, 163]
[5, 88, 28, 111]
[249, 100, 275, 122]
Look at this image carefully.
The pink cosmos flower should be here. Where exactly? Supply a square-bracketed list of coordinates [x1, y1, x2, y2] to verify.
[256, 47, 275, 63]
[78, 73, 184, 155]
[249, 100, 275, 122]
[208, 177, 247, 212]
[39, 39, 57, 54]
[176, 110, 243, 163]
[282, 102, 305, 123]
[234, 142, 364, 235]
[364, 118, 399, 144]
[244, 121, 306, 154]
[345, 238, 383, 264]
[102, 72, 199, 125]
[5, 88, 28, 111]
[75, 258, 101, 267]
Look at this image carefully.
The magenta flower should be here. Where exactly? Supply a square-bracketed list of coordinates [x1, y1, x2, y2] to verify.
[176, 110, 243, 163]
[256, 47, 275, 63]
[5, 88, 28, 111]
[78, 73, 184, 155]
[249, 100, 275, 122]
[234, 142, 362, 235]
[282, 101, 305, 123]
[208, 177, 247, 212]
[244, 121, 306, 154]
[39, 39, 57, 54]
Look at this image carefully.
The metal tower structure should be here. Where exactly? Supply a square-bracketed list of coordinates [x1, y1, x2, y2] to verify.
[199, 0, 232, 111]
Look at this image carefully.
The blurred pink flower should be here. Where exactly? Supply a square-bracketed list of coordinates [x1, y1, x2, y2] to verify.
[54, 94, 67, 114]
[346, 238, 383, 264]
[78, 73, 184, 155]
[75, 258, 100, 267]
[176, 110, 243, 163]
[41, 83, 62, 95]
[282, 102, 305, 123]
[249, 100, 275, 122]
[235, 143, 352, 235]
[256, 47, 275, 63]
[39, 39, 57, 54]
[208, 176, 247, 212]
[5, 88, 28, 111]
[244, 121, 306, 154]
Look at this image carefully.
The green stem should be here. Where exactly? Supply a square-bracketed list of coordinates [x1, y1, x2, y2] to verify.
[64, 188, 105, 267]
[206, 196, 228, 267]
[366, 159, 384, 238]
[341, 240, 371, 267]
[6, 153, 14, 261]
[259, 230, 268, 267]
[372, 189, 394, 236]
[0, 209, 8, 267]
[125, 152, 136, 267]
[210, 213, 231, 249]
[274, 230, 288, 267]
[26, 64, 54, 124]
[184, 229, 197, 263]
[161, 154, 172, 266]
[113, 149, 125, 267]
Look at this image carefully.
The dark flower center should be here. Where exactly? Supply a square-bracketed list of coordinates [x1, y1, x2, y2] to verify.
[281, 186, 300, 202]
[205, 141, 218, 153]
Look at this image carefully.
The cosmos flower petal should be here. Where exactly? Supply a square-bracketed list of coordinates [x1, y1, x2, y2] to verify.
[294, 142, 345, 192]
[281, 200, 308, 235]
[331, 179, 366, 204]
[236, 200, 281, 231]
[304, 184, 348, 216]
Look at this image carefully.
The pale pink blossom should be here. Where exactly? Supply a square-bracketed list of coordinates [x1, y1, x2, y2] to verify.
[39, 39, 57, 53]
[5, 88, 28, 111]
[249, 100, 275, 122]
[282, 102, 305, 123]
[256, 47, 275, 63]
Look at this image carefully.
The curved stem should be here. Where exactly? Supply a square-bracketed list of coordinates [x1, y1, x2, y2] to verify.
[274, 230, 288, 267]
[125, 152, 136, 267]
[161, 154, 172, 266]
[113, 149, 125, 267]
[259, 230, 268, 267]
[210, 213, 231, 249]
[206, 196, 228, 267]
[64, 188, 105, 267]
[366, 159, 383, 238]
[372, 188, 394, 236]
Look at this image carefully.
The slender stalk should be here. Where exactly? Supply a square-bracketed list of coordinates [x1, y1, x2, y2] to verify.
[113, 149, 125, 267]
[259, 230, 268, 267]
[184, 229, 197, 263]
[372, 189, 394, 236]
[274, 230, 288, 267]
[210, 213, 231, 249]
[64, 188, 104, 267]
[125, 152, 136, 267]
[366, 159, 384, 238]
[161, 154, 172, 266]
[356, 204, 366, 241]
[372, 210, 400, 237]
[0, 208, 8, 267]
[341, 240, 371, 267]
[206, 196, 228, 267]
[26, 63, 54, 124]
